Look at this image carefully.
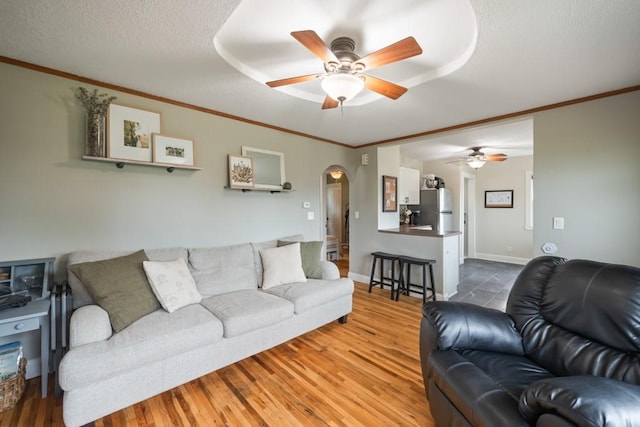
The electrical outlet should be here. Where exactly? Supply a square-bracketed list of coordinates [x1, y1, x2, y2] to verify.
[553, 217, 565, 229]
[302, 201, 311, 208]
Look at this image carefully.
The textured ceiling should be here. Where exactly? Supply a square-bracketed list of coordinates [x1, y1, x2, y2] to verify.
[1, 0, 639, 158]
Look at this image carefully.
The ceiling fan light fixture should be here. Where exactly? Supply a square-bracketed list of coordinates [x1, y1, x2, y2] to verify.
[467, 158, 485, 169]
[321, 73, 365, 103]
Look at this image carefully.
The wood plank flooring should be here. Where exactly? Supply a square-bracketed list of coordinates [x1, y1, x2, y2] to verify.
[0, 283, 434, 426]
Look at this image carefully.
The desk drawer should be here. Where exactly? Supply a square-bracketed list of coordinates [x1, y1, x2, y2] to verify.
[0, 317, 39, 335]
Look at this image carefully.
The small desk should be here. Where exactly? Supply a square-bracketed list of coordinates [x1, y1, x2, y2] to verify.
[0, 299, 50, 397]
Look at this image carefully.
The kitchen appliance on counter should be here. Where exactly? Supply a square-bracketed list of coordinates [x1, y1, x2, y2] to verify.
[408, 188, 453, 232]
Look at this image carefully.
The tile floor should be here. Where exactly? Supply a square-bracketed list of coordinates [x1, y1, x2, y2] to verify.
[448, 258, 525, 311]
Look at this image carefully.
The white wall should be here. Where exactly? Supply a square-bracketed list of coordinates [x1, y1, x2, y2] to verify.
[533, 91, 640, 265]
[475, 156, 534, 263]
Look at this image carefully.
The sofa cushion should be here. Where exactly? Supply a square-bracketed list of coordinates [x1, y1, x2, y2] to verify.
[59, 303, 223, 390]
[67, 247, 188, 309]
[67, 250, 160, 332]
[260, 243, 307, 289]
[200, 291, 294, 338]
[143, 258, 202, 313]
[188, 243, 257, 296]
[278, 240, 323, 279]
[251, 234, 304, 287]
[263, 278, 354, 314]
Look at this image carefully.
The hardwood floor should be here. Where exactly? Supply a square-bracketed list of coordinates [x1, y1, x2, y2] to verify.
[1, 282, 433, 426]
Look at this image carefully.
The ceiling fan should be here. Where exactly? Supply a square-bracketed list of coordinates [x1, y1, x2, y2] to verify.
[447, 147, 508, 169]
[266, 30, 423, 109]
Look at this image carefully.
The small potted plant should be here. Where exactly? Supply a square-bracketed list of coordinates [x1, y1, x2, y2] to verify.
[75, 87, 116, 157]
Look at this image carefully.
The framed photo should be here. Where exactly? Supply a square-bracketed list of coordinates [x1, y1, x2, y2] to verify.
[107, 104, 161, 162]
[485, 190, 514, 208]
[228, 155, 255, 189]
[382, 175, 398, 212]
[241, 146, 285, 190]
[152, 134, 195, 166]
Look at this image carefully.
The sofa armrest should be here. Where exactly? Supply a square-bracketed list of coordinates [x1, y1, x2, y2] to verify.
[319, 260, 340, 280]
[69, 305, 112, 348]
[520, 376, 640, 427]
[422, 301, 524, 354]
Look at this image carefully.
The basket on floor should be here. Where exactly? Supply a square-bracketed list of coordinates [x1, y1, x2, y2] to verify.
[0, 358, 26, 412]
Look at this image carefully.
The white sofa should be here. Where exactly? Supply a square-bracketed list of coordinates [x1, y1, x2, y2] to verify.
[58, 236, 354, 427]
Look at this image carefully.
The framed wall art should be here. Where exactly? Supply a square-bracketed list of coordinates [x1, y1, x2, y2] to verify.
[228, 155, 255, 189]
[485, 190, 514, 208]
[107, 104, 161, 162]
[152, 134, 195, 166]
[382, 175, 398, 212]
[241, 146, 285, 190]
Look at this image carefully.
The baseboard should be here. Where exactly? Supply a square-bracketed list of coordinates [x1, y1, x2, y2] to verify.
[25, 357, 41, 379]
[474, 253, 531, 265]
[348, 272, 370, 283]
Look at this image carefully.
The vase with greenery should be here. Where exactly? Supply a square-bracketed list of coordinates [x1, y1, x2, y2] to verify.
[75, 87, 116, 157]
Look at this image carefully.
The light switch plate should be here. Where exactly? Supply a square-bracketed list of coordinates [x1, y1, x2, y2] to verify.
[307, 211, 315, 220]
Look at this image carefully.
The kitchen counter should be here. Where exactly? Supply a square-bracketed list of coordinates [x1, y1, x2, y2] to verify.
[379, 225, 461, 238]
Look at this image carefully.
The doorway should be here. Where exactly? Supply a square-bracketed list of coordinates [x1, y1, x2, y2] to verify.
[324, 167, 349, 277]
[462, 173, 477, 260]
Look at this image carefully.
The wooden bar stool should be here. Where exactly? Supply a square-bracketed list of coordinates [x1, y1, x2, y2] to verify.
[368, 252, 401, 300]
[397, 255, 436, 303]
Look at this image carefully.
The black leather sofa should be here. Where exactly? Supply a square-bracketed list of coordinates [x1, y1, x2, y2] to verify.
[420, 256, 640, 426]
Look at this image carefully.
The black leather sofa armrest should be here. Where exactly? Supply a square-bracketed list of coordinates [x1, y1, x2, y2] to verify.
[520, 376, 640, 427]
[422, 301, 524, 354]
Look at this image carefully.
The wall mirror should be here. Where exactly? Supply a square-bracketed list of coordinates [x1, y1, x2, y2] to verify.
[241, 146, 286, 190]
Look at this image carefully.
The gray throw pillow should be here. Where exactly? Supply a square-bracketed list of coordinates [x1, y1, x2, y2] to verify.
[68, 250, 160, 332]
[277, 240, 323, 279]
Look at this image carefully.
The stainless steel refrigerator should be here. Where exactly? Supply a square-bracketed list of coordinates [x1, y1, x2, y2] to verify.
[408, 188, 454, 232]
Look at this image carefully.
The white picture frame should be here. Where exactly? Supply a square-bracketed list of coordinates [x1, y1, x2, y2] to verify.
[107, 104, 161, 162]
[152, 134, 195, 166]
[241, 146, 285, 190]
[228, 155, 255, 189]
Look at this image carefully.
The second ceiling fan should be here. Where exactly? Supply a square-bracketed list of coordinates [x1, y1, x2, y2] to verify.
[266, 30, 423, 109]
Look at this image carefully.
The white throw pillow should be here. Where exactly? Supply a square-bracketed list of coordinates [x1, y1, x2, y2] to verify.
[260, 242, 307, 289]
[143, 258, 202, 313]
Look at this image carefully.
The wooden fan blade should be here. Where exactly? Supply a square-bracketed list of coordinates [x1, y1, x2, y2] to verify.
[356, 36, 422, 70]
[291, 30, 339, 63]
[486, 154, 508, 161]
[266, 73, 323, 88]
[322, 95, 339, 109]
[363, 75, 407, 99]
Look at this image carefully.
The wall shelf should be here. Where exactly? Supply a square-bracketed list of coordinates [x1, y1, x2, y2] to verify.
[82, 156, 202, 173]
[224, 186, 293, 194]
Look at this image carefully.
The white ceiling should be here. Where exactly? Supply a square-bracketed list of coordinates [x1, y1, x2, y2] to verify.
[1, 0, 639, 160]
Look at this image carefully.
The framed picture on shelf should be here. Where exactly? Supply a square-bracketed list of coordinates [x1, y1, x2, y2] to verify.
[241, 146, 285, 190]
[382, 175, 398, 212]
[152, 134, 195, 166]
[107, 104, 161, 162]
[228, 155, 255, 189]
[485, 190, 514, 208]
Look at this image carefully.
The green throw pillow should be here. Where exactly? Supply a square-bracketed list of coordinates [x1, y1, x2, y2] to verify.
[68, 250, 160, 332]
[277, 240, 323, 279]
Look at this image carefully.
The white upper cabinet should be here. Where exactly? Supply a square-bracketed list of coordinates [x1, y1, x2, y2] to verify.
[398, 167, 421, 205]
